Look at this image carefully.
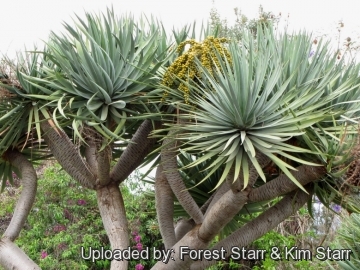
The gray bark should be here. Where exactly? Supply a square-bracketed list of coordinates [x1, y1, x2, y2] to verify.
[2, 150, 37, 240]
[161, 132, 204, 224]
[190, 187, 312, 270]
[0, 239, 40, 270]
[41, 120, 96, 189]
[155, 165, 176, 249]
[204, 182, 230, 217]
[84, 127, 112, 186]
[248, 165, 326, 202]
[97, 183, 129, 270]
[0, 149, 39, 269]
[199, 189, 248, 242]
[175, 219, 195, 242]
[110, 120, 159, 184]
[151, 225, 207, 270]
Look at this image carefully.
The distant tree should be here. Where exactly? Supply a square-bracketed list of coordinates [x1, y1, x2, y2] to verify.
[209, 4, 281, 40]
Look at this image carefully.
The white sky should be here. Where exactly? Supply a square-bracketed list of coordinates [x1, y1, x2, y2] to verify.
[2, 0, 360, 60]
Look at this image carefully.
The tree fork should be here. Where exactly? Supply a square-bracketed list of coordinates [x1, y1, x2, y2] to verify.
[84, 126, 112, 186]
[151, 225, 207, 270]
[173, 193, 215, 242]
[175, 219, 195, 242]
[191, 187, 312, 270]
[199, 170, 248, 242]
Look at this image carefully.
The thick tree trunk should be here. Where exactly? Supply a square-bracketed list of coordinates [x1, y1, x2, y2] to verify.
[190, 188, 312, 270]
[152, 173, 248, 269]
[2, 150, 37, 240]
[155, 165, 176, 249]
[199, 189, 248, 241]
[175, 219, 195, 242]
[0, 149, 39, 269]
[110, 120, 159, 184]
[97, 183, 129, 270]
[173, 192, 215, 242]
[248, 165, 326, 202]
[161, 132, 203, 224]
[41, 120, 96, 189]
[84, 127, 112, 186]
[151, 225, 207, 270]
[205, 182, 230, 217]
[0, 239, 40, 270]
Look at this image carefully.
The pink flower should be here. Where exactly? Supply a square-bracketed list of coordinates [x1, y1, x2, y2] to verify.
[41, 250, 48, 259]
[77, 199, 86, 205]
[63, 208, 72, 220]
[136, 243, 143, 251]
[135, 264, 144, 270]
[57, 242, 67, 251]
[134, 235, 141, 243]
[53, 224, 66, 233]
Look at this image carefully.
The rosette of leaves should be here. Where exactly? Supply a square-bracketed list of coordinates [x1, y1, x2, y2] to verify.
[161, 27, 360, 191]
[0, 52, 55, 190]
[25, 9, 167, 142]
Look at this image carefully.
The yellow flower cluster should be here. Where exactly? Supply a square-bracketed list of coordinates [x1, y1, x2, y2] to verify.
[162, 36, 232, 104]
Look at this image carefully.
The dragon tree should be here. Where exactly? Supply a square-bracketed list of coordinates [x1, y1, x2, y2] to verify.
[1, 7, 360, 270]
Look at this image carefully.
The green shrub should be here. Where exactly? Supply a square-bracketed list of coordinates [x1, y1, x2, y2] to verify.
[330, 213, 360, 270]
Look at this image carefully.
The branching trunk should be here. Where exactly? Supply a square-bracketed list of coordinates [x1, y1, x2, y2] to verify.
[199, 189, 248, 242]
[206, 153, 269, 218]
[190, 187, 312, 270]
[110, 120, 159, 184]
[248, 165, 326, 202]
[41, 120, 96, 189]
[173, 192, 215, 242]
[199, 191, 215, 214]
[152, 173, 248, 269]
[84, 127, 112, 186]
[175, 219, 195, 242]
[0, 149, 39, 269]
[151, 225, 207, 270]
[97, 183, 129, 270]
[161, 132, 203, 224]
[155, 165, 176, 249]
[200, 167, 248, 241]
